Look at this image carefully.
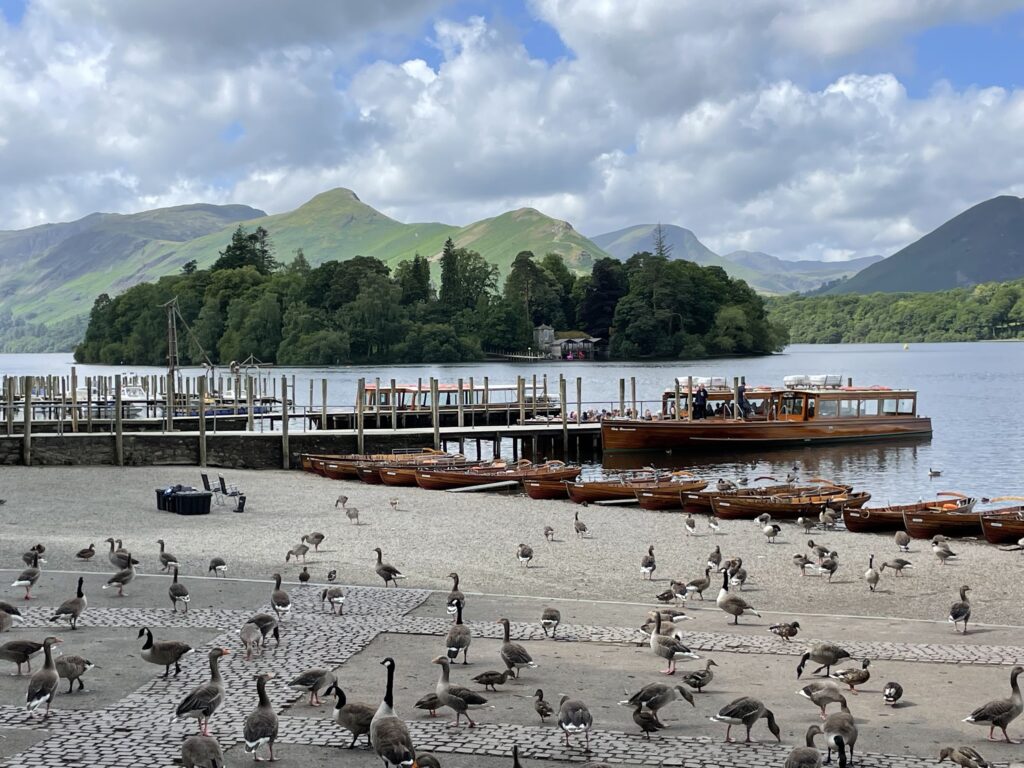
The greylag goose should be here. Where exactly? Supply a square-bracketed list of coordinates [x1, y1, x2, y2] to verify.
[823, 700, 857, 765]
[445, 600, 471, 664]
[25, 636, 61, 718]
[684, 514, 697, 536]
[374, 548, 406, 586]
[345, 504, 360, 525]
[716, 570, 761, 624]
[534, 688, 554, 721]
[574, 510, 587, 537]
[793, 554, 814, 575]
[49, 576, 87, 630]
[633, 704, 663, 739]
[55, 655, 93, 693]
[370, 657, 416, 767]
[686, 567, 712, 600]
[517, 543, 534, 567]
[797, 642, 851, 677]
[157, 539, 179, 572]
[708, 517, 721, 534]
[110, 538, 139, 566]
[246, 614, 281, 647]
[640, 545, 656, 580]
[816, 552, 840, 582]
[302, 532, 326, 551]
[807, 540, 831, 562]
[755, 513, 773, 527]
[240, 622, 264, 660]
[335, 495, 349, 508]
[544, 526, 555, 541]
[328, 683, 375, 748]
[498, 617, 536, 677]
[181, 735, 223, 768]
[681, 659, 717, 692]
[541, 607, 561, 638]
[785, 725, 824, 768]
[863, 555, 880, 592]
[0, 639, 42, 674]
[894, 531, 911, 552]
[299, 566, 310, 587]
[709, 696, 781, 743]
[286, 543, 309, 563]
[797, 680, 846, 720]
[20, 544, 45, 567]
[649, 611, 699, 674]
[271, 573, 291, 619]
[207, 557, 227, 577]
[819, 510, 837, 530]
[796, 517, 815, 534]
[243, 672, 279, 762]
[472, 669, 512, 692]
[76, 544, 95, 561]
[707, 545, 722, 570]
[288, 667, 336, 706]
[102, 555, 136, 597]
[771, 621, 801, 641]
[831, 659, 871, 693]
[763, 524, 782, 543]
[174, 648, 229, 735]
[432, 655, 489, 727]
[880, 558, 913, 576]
[934, 541, 957, 564]
[0, 609, 21, 633]
[949, 585, 971, 634]
[138, 627, 193, 676]
[883, 681, 903, 706]
[11, 551, 42, 600]
[620, 683, 694, 725]
[169, 568, 190, 613]
[414, 693, 440, 718]
[321, 587, 345, 615]
[558, 695, 593, 751]
[446, 573, 464, 618]
[962, 665, 1023, 742]
[938, 746, 991, 767]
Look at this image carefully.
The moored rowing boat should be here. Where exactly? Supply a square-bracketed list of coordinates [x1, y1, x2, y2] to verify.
[415, 461, 581, 491]
[634, 479, 710, 510]
[902, 509, 985, 539]
[842, 493, 975, 533]
[682, 481, 852, 516]
[523, 478, 571, 500]
[980, 506, 1024, 544]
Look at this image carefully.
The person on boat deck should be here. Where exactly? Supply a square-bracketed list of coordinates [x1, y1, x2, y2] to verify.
[694, 385, 708, 419]
[737, 383, 750, 418]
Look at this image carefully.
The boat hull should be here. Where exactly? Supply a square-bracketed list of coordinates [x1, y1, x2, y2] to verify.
[523, 479, 571, 500]
[682, 483, 852, 516]
[635, 480, 709, 510]
[566, 481, 655, 504]
[980, 509, 1024, 544]
[355, 466, 384, 484]
[712, 496, 829, 521]
[902, 511, 983, 539]
[843, 497, 977, 533]
[416, 466, 581, 491]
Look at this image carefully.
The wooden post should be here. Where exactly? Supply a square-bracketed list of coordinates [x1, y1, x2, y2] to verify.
[457, 378, 465, 428]
[114, 374, 124, 466]
[70, 367, 79, 432]
[468, 376, 475, 427]
[166, 373, 175, 431]
[21, 377, 31, 466]
[483, 376, 490, 424]
[733, 376, 740, 420]
[4, 378, 12, 435]
[559, 375, 568, 455]
[687, 376, 693, 422]
[674, 380, 681, 421]
[86, 377, 93, 432]
[576, 377, 582, 425]
[59, 377, 67, 436]
[198, 377, 207, 467]
[631, 376, 637, 417]
[247, 375, 255, 432]
[517, 376, 526, 426]
[531, 374, 538, 419]
[374, 376, 381, 429]
[321, 379, 328, 429]
[281, 374, 291, 469]
[389, 378, 397, 431]
[430, 378, 440, 450]
[356, 378, 365, 455]
[619, 378, 625, 414]
[308, 379, 314, 429]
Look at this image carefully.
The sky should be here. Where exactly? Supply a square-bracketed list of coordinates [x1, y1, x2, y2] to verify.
[1, 0, 1024, 261]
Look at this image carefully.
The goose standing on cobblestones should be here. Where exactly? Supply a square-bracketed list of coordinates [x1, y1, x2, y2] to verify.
[717, 570, 761, 625]
[445, 600, 471, 664]
[102, 554, 135, 597]
[558, 695, 593, 751]
[649, 611, 699, 674]
[498, 618, 536, 677]
[321, 587, 345, 615]
[328, 683, 375, 748]
[370, 657, 416, 767]
[181, 735, 224, 768]
[49, 577, 86, 630]
[963, 665, 1023, 743]
[271, 574, 291, 619]
[25, 636, 61, 718]
[11, 551, 41, 600]
[785, 725, 824, 768]
[620, 682, 694, 725]
[208, 557, 227, 577]
[446, 573, 464, 619]
[289, 668, 336, 707]
[243, 672, 279, 762]
[937, 745, 991, 767]
[414, 693, 440, 717]
[169, 568, 190, 613]
[432, 656, 488, 727]
[55, 655, 93, 693]
[709, 696, 781, 743]
[157, 539, 179, 572]
[243, 614, 280, 654]
[174, 648, 229, 736]
[138, 627, 193, 677]
[374, 548, 406, 587]
[541, 607, 561, 638]
[949, 585, 971, 634]
[797, 642, 851, 678]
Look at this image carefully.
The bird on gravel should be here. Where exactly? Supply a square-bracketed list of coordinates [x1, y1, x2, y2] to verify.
[517, 544, 534, 568]
[796, 517, 815, 534]
[895, 531, 911, 551]
[684, 514, 697, 536]
[327, 570, 337, 583]
[640, 546, 656, 580]
[544, 526, 555, 542]
[574, 510, 588, 537]
[817, 552, 840, 582]
[389, 498, 399, 511]
[934, 544, 957, 565]
[334, 495, 348, 508]
[808, 540, 832, 562]
[880, 558, 913, 576]
[863, 556, 880, 592]
[708, 518, 720, 534]
[948, 585, 971, 634]
[763, 524, 782, 543]
[793, 554, 814, 575]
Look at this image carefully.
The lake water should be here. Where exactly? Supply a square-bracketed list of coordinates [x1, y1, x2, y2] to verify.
[1, 343, 1021, 501]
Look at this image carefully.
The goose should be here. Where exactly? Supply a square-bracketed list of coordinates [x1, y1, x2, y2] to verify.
[299, 566, 311, 586]
[880, 558, 913, 576]
[716, 570, 760, 625]
[655, 580, 687, 605]
[370, 657, 416, 767]
[707, 545, 722, 570]
[718, 478, 738, 492]
[863, 555, 880, 592]
[0, 608, 23, 632]
[288, 667, 336, 706]
[138, 627, 193, 677]
[797, 642, 852, 678]
[498, 617, 536, 677]
[770, 621, 801, 642]
[20, 544, 45, 567]
[432, 656, 488, 727]
[684, 514, 697, 536]
[328, 683, 375, 748]
[831, 659, 871, 693]
[883, 681, 903, 706]
[327, 569, 337, 582]
[620, 682, 694, 724]
[541, 607, 561, 638]
[786, 468, 799, 483]
[445, 600, 471, 664]
[346, 505, 360, 525]
[243, 672, 279, 762]
[25, 636, 61, 718]
[11, 551, 42, 600]
[574, 510, 588, 537]
[937, 746, 991, 767]
[796, 517, 815, 534]
[709, 696, 781, 743]
[271, 573, 291, 619]
[55, 655, 94, 693]
[934, 541, 957, 564]
[727, 557, 748, 589]
[240, 622, 264, 660]
[962, 665, 1023, 742]
[681, 659, 718, 692]
[374, 548, 406, 586]
[76, 543, 96, 561]
[823, 700, 857, 766]
[785, 724, 824, 768]
[797, 680, 846, 720]
[534, 688, 554, 721]
[755, 512, 774, 528]
[415, 755, 441, 768]
[207, 557, 227, 577]
[336, 495, 349, 509]
[472, 669, 512, 691]
[649, 611, 699, 674]
[49, 577, 87, 630]
[808, 540, 832, 562]
[948, 585, 971, 634]
[633, 704, 664, 739]
[180, 735, 224, 768]
[286, 543, 309, 563]
[157, 539, 179, 572]
[246, 613, 281, 648]
[819, 510, 837, 530]
[817, 552, 840, 582]
[389, 498, 399, 511]
[763, 523, 782, 543]
[894, 531, 911, 552]
[105, 538, 138, 569]
[0, 639, 43, 674]
[708, 517, 720, 534]
[557, 694, 593, 750]
[685, 568, 712, 600]
[415, 693, 441, 717]
[102, 555, 135, 597]
[517, 543, 534, 567]
[543, 526, 555, 542]
[446, 573, 464, 618]
[793, 554, 814, 575]
[175, 648, 229, 735]
[302, 532, 326, 551]
[321, 587, 346, 615]
[929, 468, 942, 477]
[169, 568, 190, 613]
[640, 545, 656, 580]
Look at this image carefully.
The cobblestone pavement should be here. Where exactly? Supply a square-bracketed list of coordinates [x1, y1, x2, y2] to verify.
[0, 582, 1020, 768]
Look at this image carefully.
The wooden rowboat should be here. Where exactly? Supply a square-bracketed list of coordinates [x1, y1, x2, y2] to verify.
[634, 479, 710, 510]
[902, 510, 985, 539]
[980, 506, 1024, 544]
[842, 493, 976, 533]
[415, 461, 581, 491]
[355, 465, 385, 484]
[566, 471, 692, 504]
[712, 490, 868, 521]
[523, 478, 572, 500]
[681, 480, 852, 515]
[303, 448, 450, 479]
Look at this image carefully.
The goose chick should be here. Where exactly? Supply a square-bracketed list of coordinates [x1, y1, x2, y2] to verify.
[716, 570, 761, 625]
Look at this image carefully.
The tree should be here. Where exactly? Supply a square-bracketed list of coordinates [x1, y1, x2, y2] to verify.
[212, 225, 279, 275]
[504, 250, 565, 327]
[395, 254, 433, 305]
[438, 246, 498, 313]
[181, 260, 198, 275]
[438, 237, 459, 311]
[288, 248, 311, 275]
[652, 223, 673, 260]
[578, 257, 628, 339]
[540, 253, 578, 328]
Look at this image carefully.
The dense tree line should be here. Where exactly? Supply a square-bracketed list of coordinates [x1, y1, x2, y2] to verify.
[0, 312, 85, 353]
[768, 280, 1024, 343]
[75, 225, 786, 365]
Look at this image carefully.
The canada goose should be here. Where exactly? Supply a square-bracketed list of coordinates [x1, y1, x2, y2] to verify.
[949, 585, 971, 634]
[169, 568, 190, 613]
[105, 538, 138, 569]
[937, 745, 991, 767]
[55, 655, 93, 694]
[76, 544, 96, 561]
[289, 667, 336, 706]
[534, 689, 554, 721]
[25, 636, 61, 718]
[374, 548, 406, 586]
[763, 523, 782, 543]
[302, 532, 326, 551]
[414, 693, 440, 717]
[681, 659, 718, 692]
[286, 543, 309, 563]
[544, 526, 555, 541]
[271, 573, 291, 619]
[785, 724, 824, 768]
[498, 618, 536, 677]
[620, 682, 694, 724]
[370, 657, 416, 767]
[541, 607, 561, 638]
[716, 570, 761, 624]
[708, 518, 720, 534]
[863, 555, 880, 592]
[880, 558, 913, 576]
[793, 554, 814, 575]
[770, 621, 801, 642]
[929, 468, 942, 477]
[299, 567, 311, 587]
[755, 513, 773, 527]
[707, 545, 722, 569]
[0, 639, 43, 674]
[138, 627, 193, 677]
[823, 701, 857, 765]
[831, 659, 871, 693]
[558, 694, 593, 751]
[797, 642, 852, 678]
[684, 514, 697, 536]
[817, 552, 840, 582]
[207, 557, 227, 577]
[819, 510, 837, 530]
[328, 683, 375, 749]
[574, 510, 588, 537]
[445, 572, 464, 619]
[102, 555, 135, 597]
[517, 543, 534, 567]
[157, 539, 179, 572]
[11, 552, 41, 600]
[633, 704, 663, 739]
[710, 696, 781, 743]
[640, 545, 656, 580]
[883, 681, 903, 706]
[894, 531, 911, 552]
[49, 577, 87, 630]
[472, 669, 512, 692]
[649, 611, 699, 674]
[797, 681, 846, 720]
[180, 735, 224, 768]
[321, 587, 345, 615]
[796, 517, 815, 534]
[685, 568, 712, 600]
[432, 656, 489, 727]
[243, 672, 279, 762]
[175, 648, 228, 735]
[962, 665, 1023, 742]
[445, 600, 471, 664]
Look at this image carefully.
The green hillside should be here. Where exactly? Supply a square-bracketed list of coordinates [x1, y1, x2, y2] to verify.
[723, 250, 883, 293]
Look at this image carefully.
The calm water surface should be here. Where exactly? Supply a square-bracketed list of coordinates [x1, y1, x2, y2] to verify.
[2, 343, 1021, 500]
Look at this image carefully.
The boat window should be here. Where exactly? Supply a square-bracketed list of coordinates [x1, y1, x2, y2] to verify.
[780, 394, 803, 415]
[806, 397, 815, 418]
[839, 400, 858, 417]
[860, 399, 878, 416]
[897, 398, 915, 414]
[882, 399, 898, 415]
[817, 400, 839, 418]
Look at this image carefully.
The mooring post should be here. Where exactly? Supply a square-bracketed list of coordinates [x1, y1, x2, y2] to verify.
[114, 374, 124, 466]
[70, 366, 79, 433]
[468, 376, 475, 427]
[21, 376, 31, 466]
[576, 377, 582, 425]
[733, 376, 740, 419]
[674, 380, 681, 421]
[531, 374, 538, 419]
[619, 378, 625, 414]
[321, 378, 328, 429]
[281, 374, 291, 469]
[374, 376, 381, 429]
[457, 377, 465, 428]
[166, 373, 175, 432]
[687, 376, 693, 422]
[517, 376, 526, 426]
[389, 378, 397, 431]
[198, 376, 207, 467]
[483, 376, 490, 425]
[631, 376, 637, 417]
[356, 378, 365, 455]
[86, 377, 93, 432]
[247, 375, 255, 432]
[559, 375, 568, 455]
[430, 377, 440, 450]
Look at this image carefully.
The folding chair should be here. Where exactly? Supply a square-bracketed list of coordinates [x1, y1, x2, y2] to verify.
[201, 473, 224, 505]
[218, 475, 243, 509]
